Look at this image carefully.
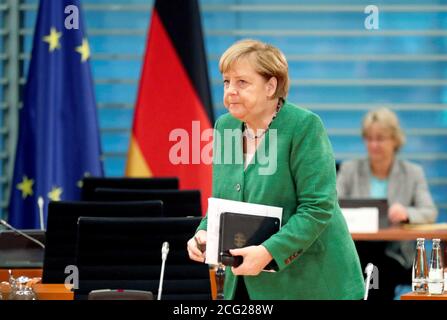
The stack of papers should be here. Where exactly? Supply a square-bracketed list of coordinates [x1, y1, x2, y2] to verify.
[205, 198, 283, 265]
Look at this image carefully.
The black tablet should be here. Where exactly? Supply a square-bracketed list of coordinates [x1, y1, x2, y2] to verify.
[218, 212, 280, 269]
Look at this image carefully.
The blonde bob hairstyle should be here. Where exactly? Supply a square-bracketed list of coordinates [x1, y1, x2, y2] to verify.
[219, 39, 289, 99]
[362, 107, 406, 151]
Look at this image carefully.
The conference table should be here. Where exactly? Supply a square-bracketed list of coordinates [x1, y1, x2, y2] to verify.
[401, 292, 447, 300]
[0, 268, 214, 300]
[352, 224, 447, 241]
[351, 224, 447, 301]
[2, 224, 447, 300]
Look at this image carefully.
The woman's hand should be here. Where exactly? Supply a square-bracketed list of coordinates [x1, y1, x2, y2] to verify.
[388, 203, 409, 224]
[230, 245, 273, 276]
[187, 230, 207, 263]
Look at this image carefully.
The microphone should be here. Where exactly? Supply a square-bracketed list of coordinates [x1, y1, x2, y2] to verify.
[157, 241, 169, 300]
[162, 241, 169, 260]
[364, 263, 374, 300]
[38, 196, 45, 231]
[0, 219, 45, 249]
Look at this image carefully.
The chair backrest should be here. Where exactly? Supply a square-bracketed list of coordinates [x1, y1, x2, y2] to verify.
[81, 177, 179, 201]
[42, 201, 163, 283]
[88, 289, 154, 300]
[75, 216, 211, 300]
[90, 189, 202, 217]
[335, 161, 340, 173]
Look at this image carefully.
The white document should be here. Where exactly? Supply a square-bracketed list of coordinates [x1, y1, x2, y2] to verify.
[340, 207, 379, 233]
[205, 197, 283, 265]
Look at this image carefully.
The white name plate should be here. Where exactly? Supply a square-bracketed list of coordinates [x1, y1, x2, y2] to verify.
[340, 207, 379, 233]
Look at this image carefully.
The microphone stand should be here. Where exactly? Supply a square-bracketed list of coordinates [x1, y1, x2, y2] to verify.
[0, 219, 45, 249]
[158, 242, 169, 300]
[364, 263, 374, 300]
[215, 263, 225, 300]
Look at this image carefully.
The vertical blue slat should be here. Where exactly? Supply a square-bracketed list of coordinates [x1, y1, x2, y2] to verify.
[0, 2, 4, 218]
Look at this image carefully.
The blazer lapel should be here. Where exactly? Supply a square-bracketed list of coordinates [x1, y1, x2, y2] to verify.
[387, 158, 401, 203]
[358, 159, 371, 197]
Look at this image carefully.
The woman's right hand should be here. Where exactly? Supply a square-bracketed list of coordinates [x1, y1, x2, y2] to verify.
[187, 230, 207, 263]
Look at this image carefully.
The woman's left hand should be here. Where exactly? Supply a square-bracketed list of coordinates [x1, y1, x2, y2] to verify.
[388, 203, 409, 224]
[230, 245, 273, 276]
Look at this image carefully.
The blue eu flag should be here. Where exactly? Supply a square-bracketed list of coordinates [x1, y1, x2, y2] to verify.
[8, 0, 103, 229]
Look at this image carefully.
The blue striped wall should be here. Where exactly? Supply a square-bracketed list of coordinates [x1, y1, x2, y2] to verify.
[10, 0, 447, 220]
[0, 2, 5, 211]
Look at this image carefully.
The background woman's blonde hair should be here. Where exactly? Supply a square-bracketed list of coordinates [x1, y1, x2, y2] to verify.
[219, 39, 289, 99]
[362, 107, 406, 151]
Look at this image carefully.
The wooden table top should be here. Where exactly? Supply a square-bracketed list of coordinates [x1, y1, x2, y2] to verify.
[352, 226, 447, 241]
[0, 283, 73, 300]
[32, 284, 74, 300]
[401, 291, 447, 300]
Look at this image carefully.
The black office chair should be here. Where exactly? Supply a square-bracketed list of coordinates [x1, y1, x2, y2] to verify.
[90, 189, 202, 217]
[74, 216, 211, 300]
[81, 177, 179, 201]
[88, 289, 154, 300]
[42, 201, 163, 284]
[335, 161, 340, 173]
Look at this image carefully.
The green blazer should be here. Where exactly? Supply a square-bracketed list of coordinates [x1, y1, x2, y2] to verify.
[197, 101, 365, 300]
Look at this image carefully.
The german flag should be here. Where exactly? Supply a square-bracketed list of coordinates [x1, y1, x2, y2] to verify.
[126, 0, 214, 214]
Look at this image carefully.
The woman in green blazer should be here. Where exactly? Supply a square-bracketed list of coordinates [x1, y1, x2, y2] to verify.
[187, 39, 365, 300]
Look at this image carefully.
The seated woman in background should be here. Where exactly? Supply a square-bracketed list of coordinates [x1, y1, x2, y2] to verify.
[336, 107, 438, 300]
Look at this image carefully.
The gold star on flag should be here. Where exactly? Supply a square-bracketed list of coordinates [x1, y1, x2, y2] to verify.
[77, 172, 91, 188]
[48, 187, 63, 202]
[17, 176, 34, 199]
[43, 27, 62, 52]
[76, 38, 91, 62]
